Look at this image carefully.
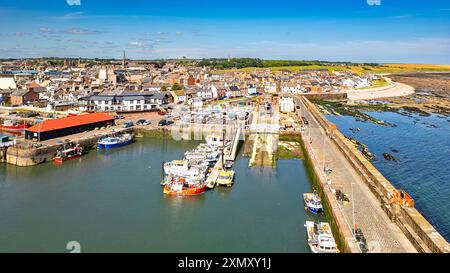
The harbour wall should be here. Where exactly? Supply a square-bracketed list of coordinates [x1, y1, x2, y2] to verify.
[292, 132, 357, 253]
[6, 127, 133, 166]
[3, 124, 242, 167]
[296, 130, 360, 253]
[300, 96, 450, 253]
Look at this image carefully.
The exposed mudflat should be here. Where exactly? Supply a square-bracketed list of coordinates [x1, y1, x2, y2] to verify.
[389, 73, 450, 98]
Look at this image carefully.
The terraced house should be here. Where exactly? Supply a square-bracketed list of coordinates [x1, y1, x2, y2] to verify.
[84, 90, 169, 112]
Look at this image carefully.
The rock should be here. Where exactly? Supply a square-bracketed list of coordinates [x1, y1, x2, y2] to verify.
[383, 153, 398, 162]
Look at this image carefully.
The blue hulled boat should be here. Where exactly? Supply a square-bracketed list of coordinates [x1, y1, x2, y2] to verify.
[303, 192, 323, 214]
[97, 133, 133, 149]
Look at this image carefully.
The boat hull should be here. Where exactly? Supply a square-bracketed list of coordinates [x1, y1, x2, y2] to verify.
[97, 139, 133, 149]
[53, 153, 82, 164]
[307, 206, 323, 214]
[163, 184, 207, 196]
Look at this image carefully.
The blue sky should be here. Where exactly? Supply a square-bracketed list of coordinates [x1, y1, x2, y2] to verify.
[0, 0, 449, 63]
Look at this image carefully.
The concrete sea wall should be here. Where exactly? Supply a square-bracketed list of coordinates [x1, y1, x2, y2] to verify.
[301, 96, 450, 253]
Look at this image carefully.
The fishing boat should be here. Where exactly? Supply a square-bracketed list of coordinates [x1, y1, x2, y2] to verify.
[163, 177, 207, 196]
[303, 192, 323, 214]
[205, 134, 227, 147]
[216, 170, 234, 187]
[163, 160, 208, 180]
[304, 221, 338, 253]
[97, 133, 133, 149]
[53, 144, 83, 163]
[224, 160, 233, 169]
[0, 120, 29, 131]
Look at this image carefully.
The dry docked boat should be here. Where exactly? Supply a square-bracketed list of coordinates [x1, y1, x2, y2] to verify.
[303, 192, 323, 214]
[0, 120, 29, 131]
[53, 144, 83, 163]
[304, 221, 338, 253]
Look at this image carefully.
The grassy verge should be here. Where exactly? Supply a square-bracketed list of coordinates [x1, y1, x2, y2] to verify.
[356, 78, 389, 89]
[214, 64, 450, 75]
[134, 128, 174, 139]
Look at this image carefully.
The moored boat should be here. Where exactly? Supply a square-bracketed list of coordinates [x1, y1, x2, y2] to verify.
[163, 177, 207, 196]
[304, 221, 338, 253]
[53, 144, 83, 163]
[303, 192, 323, 214]
[216, 170, 234, 187]
[97, 133, 133, 149]
[0, 120, 29, 131]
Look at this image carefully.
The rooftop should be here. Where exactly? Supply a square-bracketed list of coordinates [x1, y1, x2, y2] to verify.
[27, 113, 114, 133]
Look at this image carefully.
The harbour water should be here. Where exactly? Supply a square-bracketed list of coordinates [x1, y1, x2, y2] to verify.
[0, 137, 316, 252]
[326, 111, 450, 241]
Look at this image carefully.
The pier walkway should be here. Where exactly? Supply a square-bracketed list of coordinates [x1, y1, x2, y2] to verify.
[296, 96, 417, 253]
[224, 125, 242, 161]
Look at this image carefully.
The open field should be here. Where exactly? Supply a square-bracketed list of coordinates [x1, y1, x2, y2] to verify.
[215, 64, 450, 75]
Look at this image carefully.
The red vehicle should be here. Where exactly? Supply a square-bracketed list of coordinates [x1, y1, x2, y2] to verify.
[0, 120, 29, 131]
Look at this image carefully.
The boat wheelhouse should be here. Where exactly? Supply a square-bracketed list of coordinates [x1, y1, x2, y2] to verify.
[305, 221, 338, 253]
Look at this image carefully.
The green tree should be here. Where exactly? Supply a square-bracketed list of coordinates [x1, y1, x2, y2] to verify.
[172, 83, 183, 91]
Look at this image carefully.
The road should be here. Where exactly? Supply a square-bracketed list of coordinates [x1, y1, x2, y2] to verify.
[296, 97, 417, 253]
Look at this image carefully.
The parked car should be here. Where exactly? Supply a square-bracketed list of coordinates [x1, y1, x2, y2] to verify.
[158, 119, 167, 126]
[122, 121, 134, 128]
[136, 119, 151, 126]
[166, 120, 174, 126]
[165, 113, 172, 118]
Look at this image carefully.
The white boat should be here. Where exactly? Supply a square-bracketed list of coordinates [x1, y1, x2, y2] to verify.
[163, 160, 208, 181]
[303, 192, 323, 214]
[205, 134, 226, 147]
[304, 221, 338, 253]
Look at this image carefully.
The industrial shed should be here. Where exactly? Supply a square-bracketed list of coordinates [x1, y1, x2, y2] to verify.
[25, 113, 115, 141]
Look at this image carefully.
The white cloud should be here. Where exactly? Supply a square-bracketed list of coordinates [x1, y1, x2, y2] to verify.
[66, 0, 81, 6]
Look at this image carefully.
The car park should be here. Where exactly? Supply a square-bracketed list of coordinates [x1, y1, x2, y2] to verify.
[158, 119, 167, 126]
[122, 121, 134, 128]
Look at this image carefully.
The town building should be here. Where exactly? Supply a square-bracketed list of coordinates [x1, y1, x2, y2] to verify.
[25, 113, 115, 141]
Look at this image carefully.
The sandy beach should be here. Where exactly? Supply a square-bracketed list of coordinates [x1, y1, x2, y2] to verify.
[346, 78, 415, 101]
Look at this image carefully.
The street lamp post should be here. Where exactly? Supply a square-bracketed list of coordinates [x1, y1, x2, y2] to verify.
[322, 129, 328, 172]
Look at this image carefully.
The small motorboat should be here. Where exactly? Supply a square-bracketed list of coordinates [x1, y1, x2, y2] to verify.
[303, 192, 323, 214]
[305, 221, 338, 253]
[216, 170, 234, 187]
[224, 160, 233, 169]
[53, 144, 83, 163]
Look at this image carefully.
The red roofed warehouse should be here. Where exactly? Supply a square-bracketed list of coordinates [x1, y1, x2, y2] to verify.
[25, 113, 115, 141]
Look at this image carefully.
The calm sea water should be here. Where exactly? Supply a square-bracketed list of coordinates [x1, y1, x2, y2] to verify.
[326, 111, 450, 241]
[0, 138, 315, 252]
